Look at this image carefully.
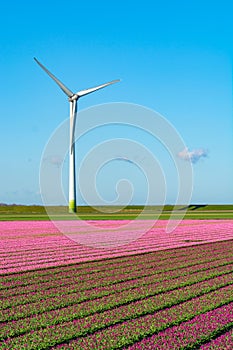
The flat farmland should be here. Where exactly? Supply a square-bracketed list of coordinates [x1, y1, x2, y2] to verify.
[0, 219, 233, 349]
[0, 204, 233, 221]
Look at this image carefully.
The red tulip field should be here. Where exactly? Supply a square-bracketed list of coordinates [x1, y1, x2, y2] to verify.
[0, 219, 233, 349]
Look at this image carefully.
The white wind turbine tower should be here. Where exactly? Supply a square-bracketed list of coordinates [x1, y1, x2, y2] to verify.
[34, 58, 120, 213]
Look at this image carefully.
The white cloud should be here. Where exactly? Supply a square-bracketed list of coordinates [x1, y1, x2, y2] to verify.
[178, 147, 208, 164]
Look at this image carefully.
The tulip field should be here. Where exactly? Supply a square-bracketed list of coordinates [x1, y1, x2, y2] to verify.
[0, 219, 233, 349]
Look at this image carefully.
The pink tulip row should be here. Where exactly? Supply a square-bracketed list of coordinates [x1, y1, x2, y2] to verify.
[1, 239, 232, 294]
[1, 273, 232, 348]
[1, 273, 232, 342]
[2, 255, 233, 311]
[200, 329, 233, 349]
[2, 263, 231, 324]
[2, 241, 230, 310]
[127, 303, 233, 350]
[1, 240, 232, 311]
[2, 237, 231, 279]
[1, 220, 232, 349]
[50, 294, 233, 349]
[1, 219, 233, 273]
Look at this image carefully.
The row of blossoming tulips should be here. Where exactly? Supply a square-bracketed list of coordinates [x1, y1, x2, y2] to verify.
[2, 238, 232, 285]
[0, 232, 232, 349]
[1, 220, 233, 273]
[2, 255, 232, 311]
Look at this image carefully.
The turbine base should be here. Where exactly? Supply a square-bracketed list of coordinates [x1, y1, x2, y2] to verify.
[69, 200, 77, 213]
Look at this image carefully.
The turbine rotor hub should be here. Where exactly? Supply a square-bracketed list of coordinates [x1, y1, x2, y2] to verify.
[69, 94, 79, 102]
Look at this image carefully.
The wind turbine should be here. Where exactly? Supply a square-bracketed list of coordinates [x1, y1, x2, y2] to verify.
[34, 57, 120, 213]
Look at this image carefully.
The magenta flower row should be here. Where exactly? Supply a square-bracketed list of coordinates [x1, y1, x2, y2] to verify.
[2, 239, 231, 291]
[1, 281, 232, 348]
[200, 329, 233, 349]
[0, 220, 232, 349]
[1, 259, 232, 324]
[127, 303, 233, 350]
[1, 220, 233, 274]
[2, 245, 232, 305]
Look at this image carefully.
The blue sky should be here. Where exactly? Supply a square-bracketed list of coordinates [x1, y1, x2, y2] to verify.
[0, 0, 232, 205]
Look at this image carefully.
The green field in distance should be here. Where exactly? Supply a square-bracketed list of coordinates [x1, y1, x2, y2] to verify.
[0, 204, 232, 221]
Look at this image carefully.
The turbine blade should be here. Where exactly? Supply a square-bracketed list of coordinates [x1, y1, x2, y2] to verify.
[77, 79, 120, 97]
[34, 57, 74, 98]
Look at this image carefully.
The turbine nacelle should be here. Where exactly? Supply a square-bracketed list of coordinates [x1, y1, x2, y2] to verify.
[69, 94, 79, 102]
